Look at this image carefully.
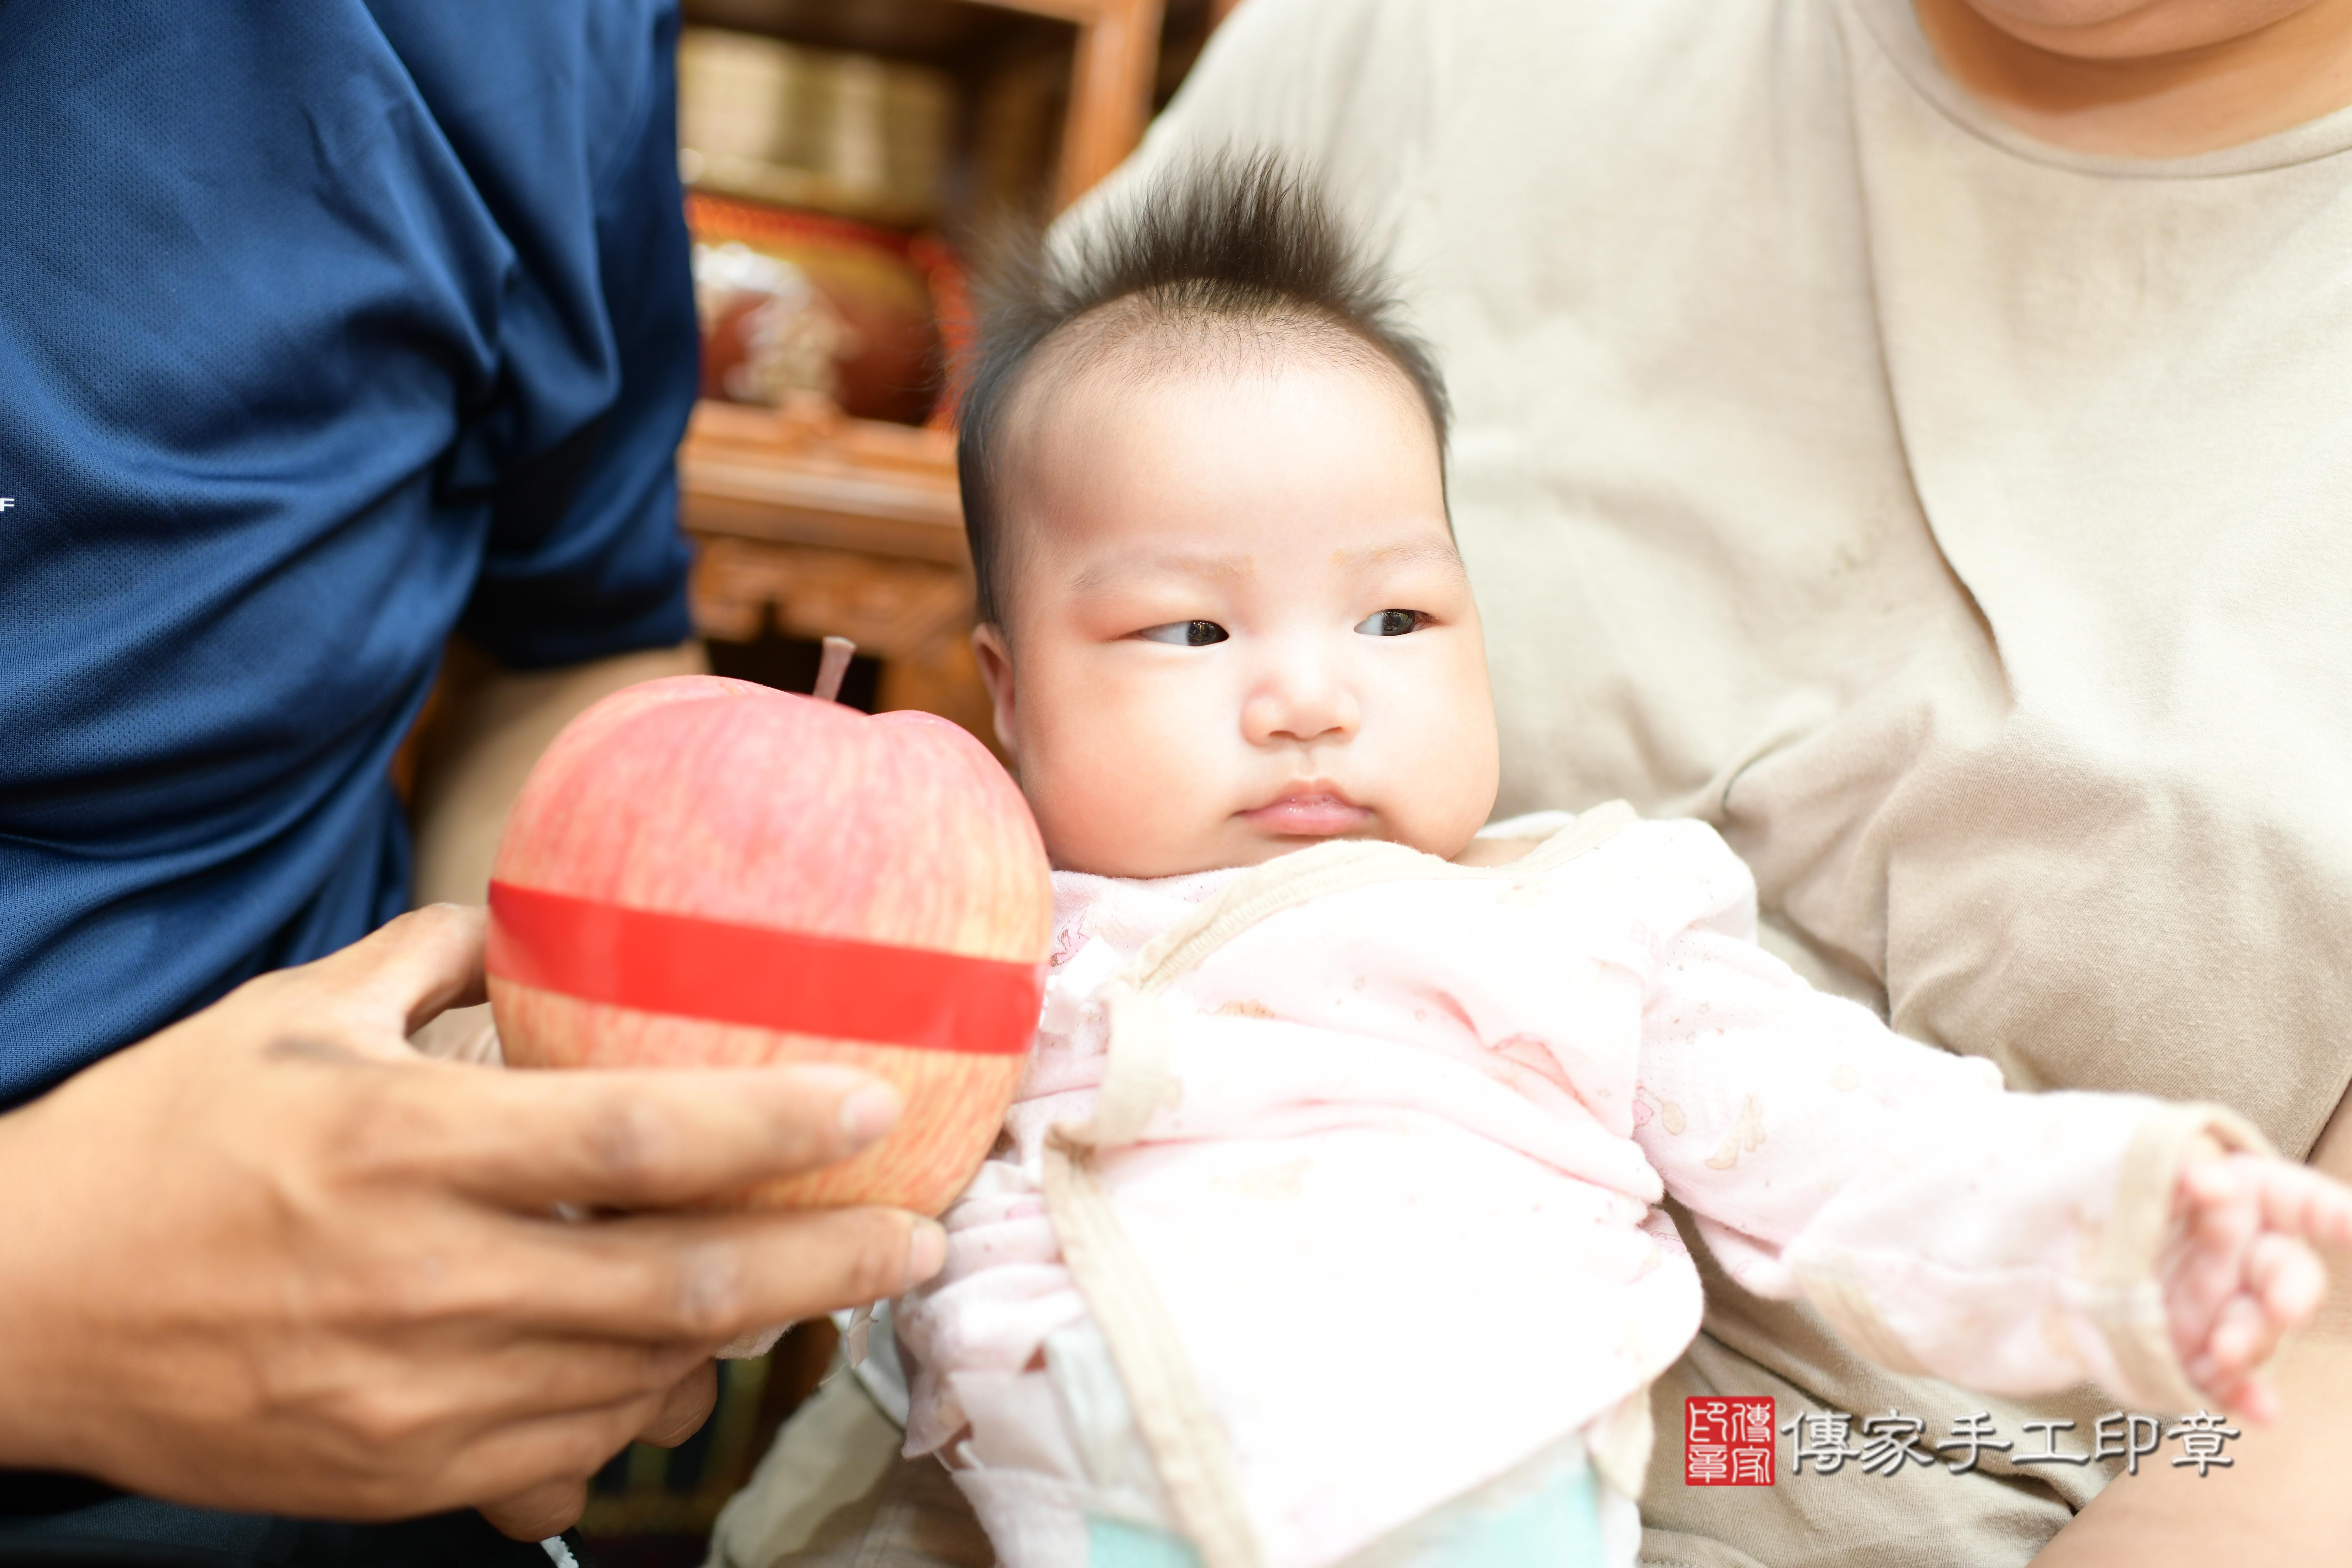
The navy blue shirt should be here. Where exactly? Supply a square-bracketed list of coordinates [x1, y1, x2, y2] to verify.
[0, 0, 699, 1106]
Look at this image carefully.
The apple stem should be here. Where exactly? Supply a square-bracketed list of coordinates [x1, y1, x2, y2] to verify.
[814, 636, 856, 704]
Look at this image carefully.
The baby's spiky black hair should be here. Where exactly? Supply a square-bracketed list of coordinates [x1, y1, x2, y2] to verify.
[956, 153, 1451, 626]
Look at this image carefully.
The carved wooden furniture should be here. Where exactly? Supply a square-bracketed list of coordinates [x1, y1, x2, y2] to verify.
[1030, 0, 1170, 207]
[675, 0, 1173, 747]
[681, 0, 1170, 217]
[681, 396, 995, 744]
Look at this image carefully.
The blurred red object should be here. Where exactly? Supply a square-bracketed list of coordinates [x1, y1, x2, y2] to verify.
[910, 234, 972, 432]
[687, 193, 963, 427]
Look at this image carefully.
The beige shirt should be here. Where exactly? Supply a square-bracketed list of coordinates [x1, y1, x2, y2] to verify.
[1085, 3, 2352, 1562]
[1095, 0, 2352, 1154]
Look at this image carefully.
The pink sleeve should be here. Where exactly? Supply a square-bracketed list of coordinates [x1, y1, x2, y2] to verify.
[1635, 922, 2246, 1412]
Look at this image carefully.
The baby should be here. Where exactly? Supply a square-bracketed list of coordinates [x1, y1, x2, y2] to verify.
[888, 159, 2352, 1568]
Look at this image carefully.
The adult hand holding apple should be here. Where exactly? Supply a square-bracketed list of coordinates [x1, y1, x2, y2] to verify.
[0, 904, 945, 1543]
[488, 677, 1054, 1216]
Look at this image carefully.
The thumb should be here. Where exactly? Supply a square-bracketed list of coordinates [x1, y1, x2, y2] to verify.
[477, 1478, 586, 1543]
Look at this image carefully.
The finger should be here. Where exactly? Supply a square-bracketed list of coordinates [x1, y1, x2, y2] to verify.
[2166, 1256, 2227, 1364]
[2182, 1293, 2256, 1390]
[383, 1061, 903, 1211]
[637, 1361, 718, 1449]
[285, 1329, 713, 1452]
[2248, 1232, 2327, 1326]
[2181, 1148, 2241, 1207]
[2166, 1191, 2253, 1348]
[454, 1394, 671, 1520]
[2177, 1196, 2254, 1298]
[441, 1338, 717, 1432]
[477, 1477, 587, 1543]
[299, 905, 491, 1049]
[484, 1205, 945, 1342]
[2185, 1341, 2251, 1410]
[2225, 1371, 2279, 1426]
[2251, 1159, 2352, 1246]
[2207, 1291, 2278, 1375]
[2187, 1171, 2257, 1255]
[466, 1361, 722, 1540]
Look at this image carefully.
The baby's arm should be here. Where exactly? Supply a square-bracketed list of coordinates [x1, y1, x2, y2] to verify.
[1633, 920, 2349, 1418]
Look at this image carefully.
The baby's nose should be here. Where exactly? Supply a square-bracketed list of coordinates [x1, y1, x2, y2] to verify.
[1244, 669, 1360, 745]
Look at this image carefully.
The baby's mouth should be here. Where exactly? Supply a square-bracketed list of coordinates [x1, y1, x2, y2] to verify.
[1238, 786, 1374, 837]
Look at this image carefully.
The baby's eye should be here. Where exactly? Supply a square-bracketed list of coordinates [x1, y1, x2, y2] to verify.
[1137, 620, 1231, 646]
[1355, 609, 1429, 637]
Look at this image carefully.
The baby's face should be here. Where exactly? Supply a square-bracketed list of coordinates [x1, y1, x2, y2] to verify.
[975, 351, 1500, 878]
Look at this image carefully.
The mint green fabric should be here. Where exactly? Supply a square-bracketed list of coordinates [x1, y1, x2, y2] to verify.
[1406, 1464, 1611, 1566]
[1085, 1517, 1204, 1568]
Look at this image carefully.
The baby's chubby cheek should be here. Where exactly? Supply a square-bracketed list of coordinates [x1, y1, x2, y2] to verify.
[1013, 678, 1238, 877]
[1367, 733, 1496, 859]
[1009, 647, 1501, 876]
[1366, 648, 1501, 858]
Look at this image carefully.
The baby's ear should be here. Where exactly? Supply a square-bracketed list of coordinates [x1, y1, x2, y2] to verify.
[971, 624, 1018, 760]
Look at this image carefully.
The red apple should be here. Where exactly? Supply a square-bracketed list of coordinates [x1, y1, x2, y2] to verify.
[485, 675, 1051, 1215]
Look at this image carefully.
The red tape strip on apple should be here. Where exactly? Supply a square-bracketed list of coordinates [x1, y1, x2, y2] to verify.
[486, 881, 1045, 1054]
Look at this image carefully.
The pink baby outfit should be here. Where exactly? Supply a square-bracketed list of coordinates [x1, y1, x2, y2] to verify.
[895, 806, 2256, 1568]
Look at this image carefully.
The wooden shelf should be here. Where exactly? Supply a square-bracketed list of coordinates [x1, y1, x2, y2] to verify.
[680, 397, 963, 565]
[679, 398, 997, 745]
[669, 0, 1244, 745]
[684, 0, 1076, 60]
[680, 0, 1167, 215]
